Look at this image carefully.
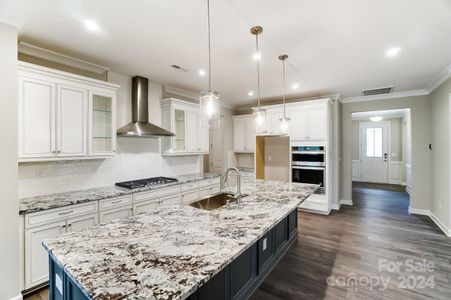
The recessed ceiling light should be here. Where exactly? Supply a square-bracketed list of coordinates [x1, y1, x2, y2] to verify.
[291, 83, 300, 90]
[198, 69, 206, 76]
[252, 52, 262, 60]
[386, 47, 401, 57]
[83, 19, 100, 32]
[248, 91, 254, 96]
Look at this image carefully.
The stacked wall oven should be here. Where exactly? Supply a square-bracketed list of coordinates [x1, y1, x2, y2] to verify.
[291, 146, 325, 194]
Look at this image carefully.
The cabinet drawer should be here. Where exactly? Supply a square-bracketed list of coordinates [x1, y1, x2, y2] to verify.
[99, 195, 132, 210]
[198, 177, 220, 188]
[158, 194, 181, 207]
[199, 184, 220, 199]
[133, 199, 158, 215]
[181, 182, 198, 192]
[181, 189, 199, 204]
[100, 206, 132, 223]
[26, 202, 98, 228]
[133, 186, 180, 203]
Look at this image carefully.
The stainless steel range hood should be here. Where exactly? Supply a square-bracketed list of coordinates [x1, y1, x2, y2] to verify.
[117, 76, 175, 137]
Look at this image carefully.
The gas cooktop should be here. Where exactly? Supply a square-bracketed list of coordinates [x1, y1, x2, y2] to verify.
[115, 177, 178, 190]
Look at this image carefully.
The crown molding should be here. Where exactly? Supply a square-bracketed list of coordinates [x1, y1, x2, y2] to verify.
[341, 89, 428, 103]
[18, 41, 109, 74]
[163, 85, 232, 109]
[425, 63, 451, 94]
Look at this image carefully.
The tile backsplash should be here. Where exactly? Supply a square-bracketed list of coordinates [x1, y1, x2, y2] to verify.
[18, 137, 202, 198]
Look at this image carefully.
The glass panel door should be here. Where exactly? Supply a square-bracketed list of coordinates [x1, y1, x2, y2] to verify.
[91, 93, 114, 154]
[174, 108, 185, 151]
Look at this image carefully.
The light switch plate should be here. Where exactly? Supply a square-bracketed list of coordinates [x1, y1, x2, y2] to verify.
[263, 238, 267, 251]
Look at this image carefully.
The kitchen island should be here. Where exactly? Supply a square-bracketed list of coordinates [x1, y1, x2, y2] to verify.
[43, 180, 318, 300]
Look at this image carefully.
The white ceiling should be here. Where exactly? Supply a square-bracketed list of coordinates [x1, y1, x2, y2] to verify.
[352, 109, 409, 120]
[1, 0, 451, 108]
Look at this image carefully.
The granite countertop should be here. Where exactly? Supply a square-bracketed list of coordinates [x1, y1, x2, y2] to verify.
[43, 179, 318, 300]
[19, 173, 220, 215]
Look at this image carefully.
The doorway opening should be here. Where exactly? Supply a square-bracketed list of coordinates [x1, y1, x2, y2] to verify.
[351, 109, 411, 210]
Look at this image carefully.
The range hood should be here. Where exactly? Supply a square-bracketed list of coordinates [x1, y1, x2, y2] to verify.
[117, 76, 175, 137]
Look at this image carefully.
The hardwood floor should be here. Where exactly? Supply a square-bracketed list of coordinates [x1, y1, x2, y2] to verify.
[251, 182, 451, 300]
[25, 182, 451, 300]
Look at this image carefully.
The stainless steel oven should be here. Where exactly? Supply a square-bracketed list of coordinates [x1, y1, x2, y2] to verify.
[291, 146, 325, 188]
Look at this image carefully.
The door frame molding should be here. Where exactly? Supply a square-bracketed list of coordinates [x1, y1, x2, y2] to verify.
[358, 121, 391, 183]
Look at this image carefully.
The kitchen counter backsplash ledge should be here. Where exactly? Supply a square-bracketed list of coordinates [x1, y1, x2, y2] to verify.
[19, 173, 220, 214]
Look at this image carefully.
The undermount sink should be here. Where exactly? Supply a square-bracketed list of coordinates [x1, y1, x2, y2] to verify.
[190, 193, 249, 211]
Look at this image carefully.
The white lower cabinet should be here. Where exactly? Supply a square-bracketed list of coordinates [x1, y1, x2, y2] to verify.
[25, 220, 66, 289]
[100, 206, 133, 223]
[22, 176, 222, 291]
[24, 206, 99, 289]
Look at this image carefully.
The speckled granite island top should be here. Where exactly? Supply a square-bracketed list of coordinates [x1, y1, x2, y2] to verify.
[19, 173, 220, 214]
[43, 180, 318, 300]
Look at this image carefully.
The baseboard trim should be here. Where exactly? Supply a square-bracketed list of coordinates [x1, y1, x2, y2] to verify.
[340, 199, 353, 206]
[10, 294, 23, 300]
[331, 203, 341, 210]
[409, 207, 451, 237]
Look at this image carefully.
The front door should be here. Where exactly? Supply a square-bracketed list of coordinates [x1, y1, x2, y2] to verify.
[360, 122, 389, 183]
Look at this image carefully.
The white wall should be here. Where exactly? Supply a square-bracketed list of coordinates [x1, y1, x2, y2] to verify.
[341, 95, 431, 211]
[429, 77, 451, 229]
[18, 71, 202, 198]
[0, 23, 20, 300]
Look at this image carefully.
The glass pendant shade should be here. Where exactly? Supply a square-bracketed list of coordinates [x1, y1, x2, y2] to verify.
[200, 90, 220, 128]
[279, 116, 290, 134]
[254, 108, 267, 127]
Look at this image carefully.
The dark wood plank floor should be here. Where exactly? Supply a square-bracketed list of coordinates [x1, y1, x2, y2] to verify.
[25, 182, 451, 300]
[251, 182, 451, 300]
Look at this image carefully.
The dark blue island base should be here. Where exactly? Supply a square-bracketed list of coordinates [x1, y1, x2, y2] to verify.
[49, 209, 298, 300]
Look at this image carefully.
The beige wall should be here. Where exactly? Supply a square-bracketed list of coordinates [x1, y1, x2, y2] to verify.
[429, 77, 451, 228]
[264, 136, 290, 181]
[351, 118, 404, 161]
[0, 23, 20, 300]
[341, 95, 431, 212]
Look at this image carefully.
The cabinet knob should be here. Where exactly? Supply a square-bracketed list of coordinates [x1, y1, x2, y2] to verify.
[52, 151, 56, 154]
[57, 150, 61, 153]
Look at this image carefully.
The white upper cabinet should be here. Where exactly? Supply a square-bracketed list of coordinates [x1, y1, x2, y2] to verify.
[290, 105, 327, 141]
[18, 77, 56, 158]
[161, 98, 209, 155]
[18, 62, 119, 162]
[57, 85, 87, 157]
[233, 115, 254, 153]
[290, 109, 309, 140]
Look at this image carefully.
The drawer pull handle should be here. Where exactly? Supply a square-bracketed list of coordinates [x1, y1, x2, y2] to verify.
[111, 199, 123, 204]
[58, 210, 74, 216]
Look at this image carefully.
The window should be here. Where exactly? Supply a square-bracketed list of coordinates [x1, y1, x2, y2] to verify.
[366, 127, 383, 157]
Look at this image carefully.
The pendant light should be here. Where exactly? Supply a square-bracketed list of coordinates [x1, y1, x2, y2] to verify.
[251, 26, 266, 127]
[200, 0, 220, 129]
[279, 54, 290, 134]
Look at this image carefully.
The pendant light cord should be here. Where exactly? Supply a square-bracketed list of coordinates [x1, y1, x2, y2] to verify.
[282, 58, 286, 118]
[256, 34, 261, 108]
[207, 0, 212, 91]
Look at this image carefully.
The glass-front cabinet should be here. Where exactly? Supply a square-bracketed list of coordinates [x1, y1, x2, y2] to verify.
[161, 98, 209, 155]
[89, 91, 116, 156]
[173, 108, 186, 151]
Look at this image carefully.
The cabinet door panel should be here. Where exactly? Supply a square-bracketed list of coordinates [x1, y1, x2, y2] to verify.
[187, 109, 199, 152]
[199, 124, 209, 152]
[233, 118, 245, 151]
[269, 110, 284, 135]
[66, 214, 98, 233]
[89, 92, 116, 155]
[289, 110, 308, 140]
[159, 194, 181, 207]
[133, 200, 158, 215]
[308, 109, 326, 140]
[100, 207, 133, 223]
[19, 77, 56, 157]
[245, 118, 255, 152]
[58, 85, 87, 156]
[25, 221, 65, 288]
